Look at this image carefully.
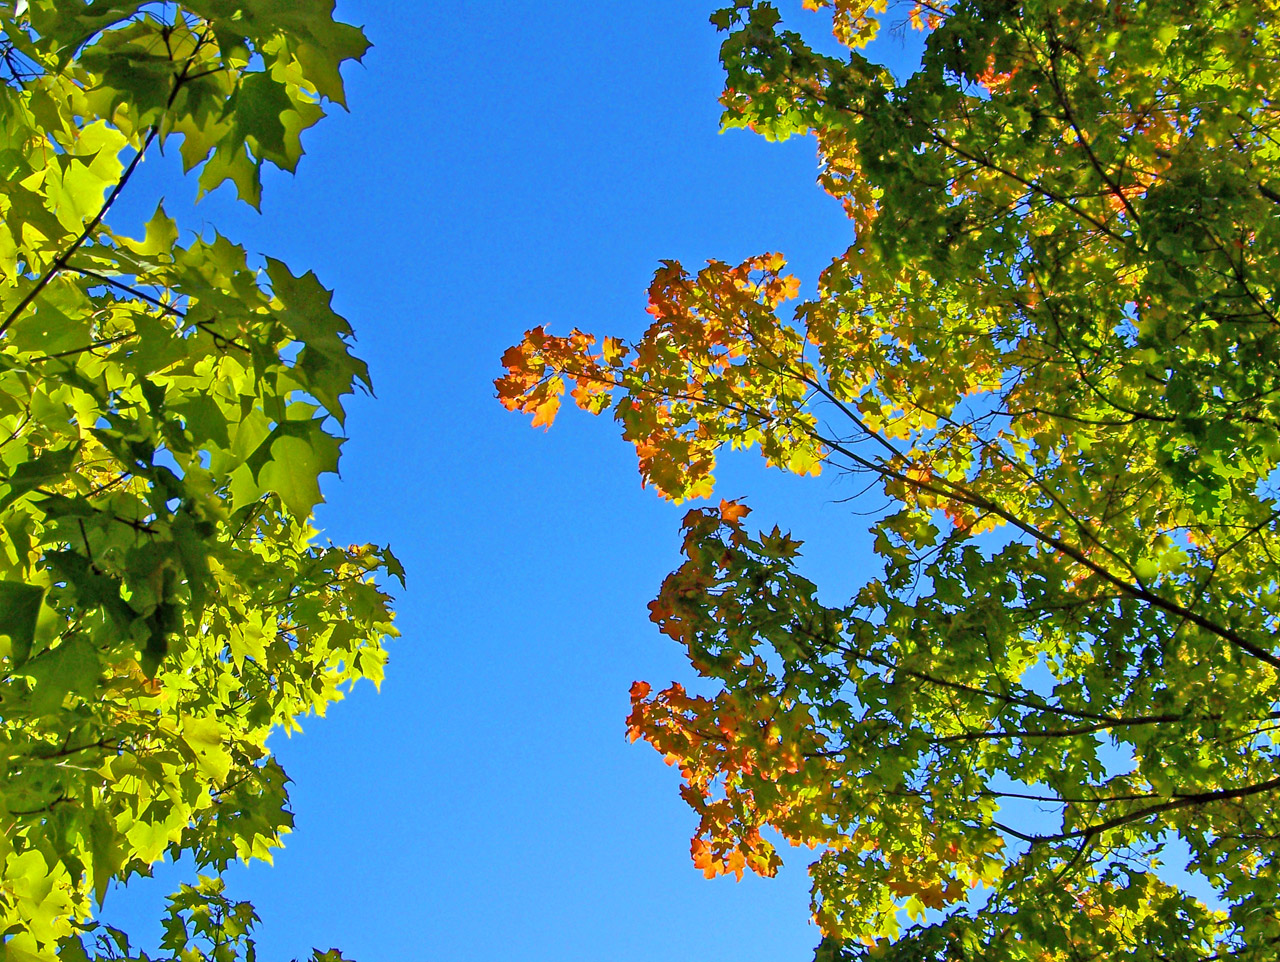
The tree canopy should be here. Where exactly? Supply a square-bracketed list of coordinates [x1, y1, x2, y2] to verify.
[499, 0, 1280, 957]
[0, 3, 397, 960]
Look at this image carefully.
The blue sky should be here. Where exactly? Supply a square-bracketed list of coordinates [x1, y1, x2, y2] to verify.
[104, 3, 925, 959]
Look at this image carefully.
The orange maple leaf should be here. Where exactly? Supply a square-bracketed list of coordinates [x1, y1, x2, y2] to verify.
[530, 393, 560, 430]
[719, 499, 751, 525]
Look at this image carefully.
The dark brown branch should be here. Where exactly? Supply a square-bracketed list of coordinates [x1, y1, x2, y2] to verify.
[998, 774, 1280, 845]
[0, 128, 158, 338]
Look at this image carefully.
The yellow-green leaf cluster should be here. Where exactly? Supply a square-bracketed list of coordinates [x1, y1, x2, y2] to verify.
[0, 4, 397, 960]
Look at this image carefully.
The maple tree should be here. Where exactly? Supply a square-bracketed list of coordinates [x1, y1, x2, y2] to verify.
[500, 0, 1280, 958]
[0, 3, 398, 960]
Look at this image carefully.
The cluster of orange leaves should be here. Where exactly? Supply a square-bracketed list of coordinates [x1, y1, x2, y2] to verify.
[907, 2, 947, 31]
[974, 55, 1021, 94]
[625, 678, 788, 881]
[496, 256, 814, 501]
[624, 501, 835, 882]
[495, 327, 611, 429]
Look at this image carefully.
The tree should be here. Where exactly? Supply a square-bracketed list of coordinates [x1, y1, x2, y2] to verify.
[498, 0, 1280, 957]
[0, 3, 398, 960]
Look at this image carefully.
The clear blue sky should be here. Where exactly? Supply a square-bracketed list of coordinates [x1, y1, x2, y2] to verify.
[104, 3, 924, 959]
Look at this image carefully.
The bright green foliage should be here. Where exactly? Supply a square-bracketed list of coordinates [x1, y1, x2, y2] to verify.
[0, 3, 398, 960]
[58, 876, 355, 962]
[501, 0, 1280, 958]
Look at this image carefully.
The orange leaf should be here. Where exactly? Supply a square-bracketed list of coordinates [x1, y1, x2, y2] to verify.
[530, 393, 560, 429]
[529, 376, 564, 429]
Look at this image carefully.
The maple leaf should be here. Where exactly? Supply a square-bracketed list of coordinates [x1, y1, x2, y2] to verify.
[529, 377, 563, 430]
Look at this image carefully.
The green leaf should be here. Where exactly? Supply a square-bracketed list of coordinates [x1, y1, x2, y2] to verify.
[231, 416, 341, 519]
[0, 446, 77, 510]
[26, 638, 100, 714]
[0, 580, 45, 663]
[180, 715, 232, 783]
